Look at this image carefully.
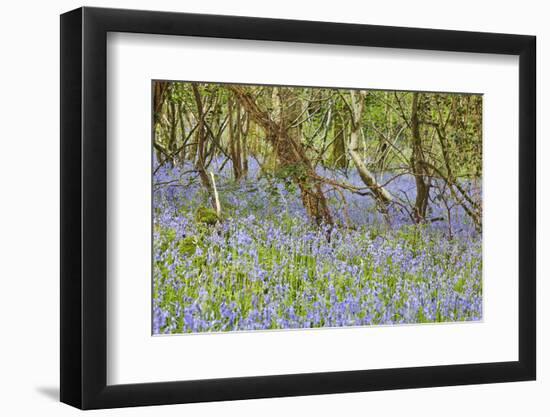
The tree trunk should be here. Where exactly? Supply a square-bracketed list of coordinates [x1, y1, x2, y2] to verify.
[410, 92, 430, 223]
[432, 109, 482, 232]
[229, 85, 333, 226]
[332, 110, 347, 169]
[241, 112, 249, 178]
[167, 100, 177, 163]
[348, 91, 393, 208]
[228, 97, 244, 181]
[191, 84, 214, 196]
[177, 102, 186, 162]
[153, 81, 170, 127]
[235, 103, 243, 178]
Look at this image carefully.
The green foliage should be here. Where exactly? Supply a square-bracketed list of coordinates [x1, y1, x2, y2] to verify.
[155, 82, 482, 195]
[195, 206, 219, 225]
[178, 236, 199, 255]
[454, 276, 466, 294]
[159, 228, 177, 252]
[273, 164, 308, 182]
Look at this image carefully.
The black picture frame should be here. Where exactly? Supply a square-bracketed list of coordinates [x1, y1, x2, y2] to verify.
[60, 6, 536, 410]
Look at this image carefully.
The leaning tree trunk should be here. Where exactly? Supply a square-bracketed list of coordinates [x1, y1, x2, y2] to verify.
[191, 84, 214, 198]
[432, 101, 482, 233]
[410, 92, 430, 223]
[348, 90, 393, 210]
[229, 85, 333, 227]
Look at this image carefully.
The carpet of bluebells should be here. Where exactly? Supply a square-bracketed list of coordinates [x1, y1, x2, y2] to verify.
[153, 158, 482, 334]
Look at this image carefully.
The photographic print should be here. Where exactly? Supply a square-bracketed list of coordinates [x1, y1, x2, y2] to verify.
[152, 81, 482, 335]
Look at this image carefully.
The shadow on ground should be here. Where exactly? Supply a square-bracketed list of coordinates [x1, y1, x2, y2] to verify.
[36, 386, 59, 401]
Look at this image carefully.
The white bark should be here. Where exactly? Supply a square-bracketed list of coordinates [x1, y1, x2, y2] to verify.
[348, 90, 393, 205]
[209, 171, 221, 217]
